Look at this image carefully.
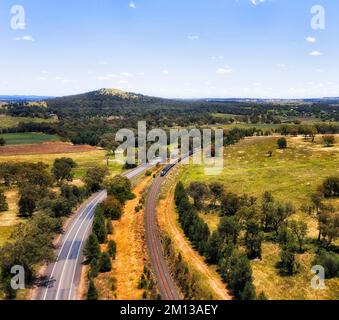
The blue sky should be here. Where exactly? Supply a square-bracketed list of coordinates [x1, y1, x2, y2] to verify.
[0, 0, 338, 98]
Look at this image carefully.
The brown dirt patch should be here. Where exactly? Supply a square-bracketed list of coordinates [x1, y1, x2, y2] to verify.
[0, 142, 96, 156]
[94, 175, 153, 300]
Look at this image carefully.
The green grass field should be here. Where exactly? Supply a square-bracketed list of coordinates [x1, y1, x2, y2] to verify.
[177, 135, 339, 299]
[0, 115, 54, 130]
[0, 132, 61, 145]
[210, 113, 339, 131]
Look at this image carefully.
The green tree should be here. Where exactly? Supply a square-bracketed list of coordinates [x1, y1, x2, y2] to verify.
[100, 196, 123, 220]
[89, 258, 99, 278]
[320, 177, 339, 198]
[322, 135, 335, 147]
[87, 279, 98, 300]
[221, 193, 241, 216]
[279, 243, 298, 275]
[277, 137, 287, 149]
[209, 182, 224, 207]
[0, 190, 8, 212]
[261, 192, 275, 231]
[99, 252, 112, 273]
[187, 181, 209, 210]
[18, 185, 39, 217]
[52, 158, 77, 184]
[257, 291, 268, 300]
[317, 209, 339, 248]
[289, 220, 308, 252]
[106, 219, 113, 235]
[271, 202, 294, 235]
[241, 281, 256, 300]
[205, 231, 222, 264]
[84, 233, 100, 262]
[245, 220, 264, 259]
[93, 212, 107, 244]
[313, 250, 339, 278]
[106, 175, 135, 204]
[220, 250, 253, 298]
[83, 166, 108, 193]
[107, 240, 117, 259]
[218, 216, 241, 244]
[311, 192, 324, 215]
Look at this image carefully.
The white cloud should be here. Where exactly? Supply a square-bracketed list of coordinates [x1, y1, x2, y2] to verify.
[161, 70, 169, 75]
[14, 35, 35, 42]
[310, 51, 322, 56]
[129, 2, 136, 9]
[216, 66, 233, 75]
[250, 0, 266, 6]
[277, 63, 287, 68]
[305, 36, 316, 43]
[187, 35, 199, 40]
[316, 68, 325, 73]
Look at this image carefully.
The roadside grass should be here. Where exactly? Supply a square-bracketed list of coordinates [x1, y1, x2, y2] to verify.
[252, 242, 339, 300]
[0, 115, 55, 130]
[94, 174, 155, 300]
[0, 190, 21, 246]
[0, 132, 60, 145]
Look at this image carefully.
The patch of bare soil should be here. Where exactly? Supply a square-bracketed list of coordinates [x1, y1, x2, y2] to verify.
[0, 142, 96, 156]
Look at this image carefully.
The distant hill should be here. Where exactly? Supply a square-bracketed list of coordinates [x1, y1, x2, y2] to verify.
[46, 88, 191, 118]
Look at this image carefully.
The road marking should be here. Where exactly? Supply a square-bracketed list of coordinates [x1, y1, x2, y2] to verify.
[42, 193, 103, 300]
[55, 192, 105, 300]
[67, 191, 107, 300]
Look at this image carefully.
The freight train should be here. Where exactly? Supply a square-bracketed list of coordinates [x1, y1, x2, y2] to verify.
[160, 149, 196, 177]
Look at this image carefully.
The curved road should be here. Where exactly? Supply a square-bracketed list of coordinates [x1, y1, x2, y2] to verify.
[145, 176, 180, 300]
[36, 161, 160, 300]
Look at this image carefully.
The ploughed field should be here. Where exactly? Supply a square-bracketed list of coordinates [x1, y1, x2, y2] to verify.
[0, 141, 96, 156]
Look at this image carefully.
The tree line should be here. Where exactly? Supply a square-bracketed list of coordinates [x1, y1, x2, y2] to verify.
[85, 175, 134, 300]
[174, 177, 339, 299]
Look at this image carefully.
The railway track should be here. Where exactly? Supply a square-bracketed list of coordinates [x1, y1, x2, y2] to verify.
[145, 176, 180, 300]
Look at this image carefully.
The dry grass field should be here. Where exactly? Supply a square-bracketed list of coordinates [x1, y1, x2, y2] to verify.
[176, 135, 339, 299]
[93, 173, 154, 300]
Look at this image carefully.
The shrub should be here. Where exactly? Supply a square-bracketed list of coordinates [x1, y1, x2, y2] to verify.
[84, 233, 101, 262]
[100, 196, 123, 220]
[0, 190, 8, 212]
[87, 279, 98, 300]
[108, 240, 117, 259]
[322, 135, 335, 147]
[313, 250, 339, 278]
[277, 137, 287, 149]
[99, 252, 112, 273]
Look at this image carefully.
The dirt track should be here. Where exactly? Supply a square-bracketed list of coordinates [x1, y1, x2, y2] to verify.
[0, 142, 96, 156]
[159, 171, 232, 300]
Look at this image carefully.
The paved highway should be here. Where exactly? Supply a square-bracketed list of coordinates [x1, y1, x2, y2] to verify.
[36, 161, 160, 300]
